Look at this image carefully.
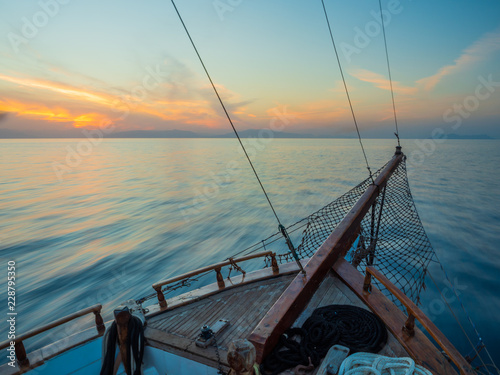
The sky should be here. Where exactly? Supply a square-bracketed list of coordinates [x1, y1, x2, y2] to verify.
[0, 0, 499, 138]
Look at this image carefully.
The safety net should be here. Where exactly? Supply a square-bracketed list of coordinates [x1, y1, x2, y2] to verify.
[251, 156, 435, 308]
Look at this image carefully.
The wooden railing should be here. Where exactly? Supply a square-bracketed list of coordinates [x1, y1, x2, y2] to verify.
[0, 304, 105, 369]
[363, 266, 474, 375]
[152, 251, 279, 308]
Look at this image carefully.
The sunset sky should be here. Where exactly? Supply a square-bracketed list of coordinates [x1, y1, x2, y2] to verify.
[0, 0, 499, 138]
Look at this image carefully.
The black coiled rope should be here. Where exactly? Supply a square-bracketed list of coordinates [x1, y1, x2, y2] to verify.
[100, 316, 145, 375]
[261, 305, 387, 375]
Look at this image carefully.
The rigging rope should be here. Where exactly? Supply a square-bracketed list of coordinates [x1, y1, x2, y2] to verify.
[170, 0, 305, 273]
[320, 0, 373, 182]
[378, 0, 401, 146]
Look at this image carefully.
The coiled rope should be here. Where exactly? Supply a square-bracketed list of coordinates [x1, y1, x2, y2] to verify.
[100, 316, 145, 375]
[261, 305, 387, 375]
[339, 352, 433, 375]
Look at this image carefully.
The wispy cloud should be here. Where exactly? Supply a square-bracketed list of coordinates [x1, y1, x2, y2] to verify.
[350, 69, 417, 95]
[348, 28, 500, 97]
[0, 69, 252, 130]
[0, 74, 115, 107]
[417, 28, 500, 91]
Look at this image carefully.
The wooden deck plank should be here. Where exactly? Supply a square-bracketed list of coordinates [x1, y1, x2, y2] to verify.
[331, 286, 347, 305]
[183, 303, 227, 337]
[213, 277, 294, 349]
[172, 303, 214, 333]
[293, 274, 337, 328]
[313, 275, 338, 306]
[332, 276, 367, 309]
[182, 287, 259, 338]
[219, 284, 285, 348]
[165, 303, 212, 334]
[149, 299, 213, 330]
[183, 290, 245, 336]
[216, 286, 274, 347]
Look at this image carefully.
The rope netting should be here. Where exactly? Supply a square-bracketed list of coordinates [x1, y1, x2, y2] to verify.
[348, 157, 434, 304]
[254, 157, 435, 308]
[348, 157, 435, 307]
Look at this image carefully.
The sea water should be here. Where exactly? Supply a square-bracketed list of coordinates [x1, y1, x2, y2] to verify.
[0, 138, 499, 365]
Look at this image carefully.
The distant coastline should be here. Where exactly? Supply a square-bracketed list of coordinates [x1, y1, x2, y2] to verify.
[0, 128, 496, 140]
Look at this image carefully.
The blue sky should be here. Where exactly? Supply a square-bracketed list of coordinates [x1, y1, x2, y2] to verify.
[0, 0, 499, 138]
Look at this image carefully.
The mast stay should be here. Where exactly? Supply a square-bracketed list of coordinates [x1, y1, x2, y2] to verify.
[170, 0, 305, 274]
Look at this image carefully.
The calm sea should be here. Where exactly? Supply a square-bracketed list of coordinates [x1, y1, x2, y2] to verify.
[1, 138, 499, 365]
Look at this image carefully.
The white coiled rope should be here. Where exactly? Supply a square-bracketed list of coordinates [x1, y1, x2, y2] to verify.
[338, 353, 433, 375]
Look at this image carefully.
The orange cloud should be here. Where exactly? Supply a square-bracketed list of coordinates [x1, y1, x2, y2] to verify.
[72, 113, 114, 128]
[0, 98, 113, 128]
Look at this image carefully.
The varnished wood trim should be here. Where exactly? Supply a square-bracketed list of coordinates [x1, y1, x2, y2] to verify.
[333, 259, 460, 375]
[146, 260, 308, 318]
[365, 266, 474, 374]
[152, 250, 275, 290]
[248, 153, 404, 363]
[0, 304, 104, 351]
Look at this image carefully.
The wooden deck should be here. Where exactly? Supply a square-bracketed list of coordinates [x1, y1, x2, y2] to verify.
[146, 274, 295, 370]
[145, 269, 408, 370]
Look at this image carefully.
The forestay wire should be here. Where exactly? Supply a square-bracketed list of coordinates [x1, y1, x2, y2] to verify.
[170, 0, 305, 273]
[378, 0, 401, 146]
[320, 0, 373, 182]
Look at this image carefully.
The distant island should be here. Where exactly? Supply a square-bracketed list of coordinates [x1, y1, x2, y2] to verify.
[0, 128, 496, 140]
[443, 133, 494, 140]
[0, 129, 31, 138]
[107, 129, 317, 139]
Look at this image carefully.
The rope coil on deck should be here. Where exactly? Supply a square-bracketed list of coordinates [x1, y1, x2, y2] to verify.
[338, 352, 433, 375]
[261, 305, 387, 375]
